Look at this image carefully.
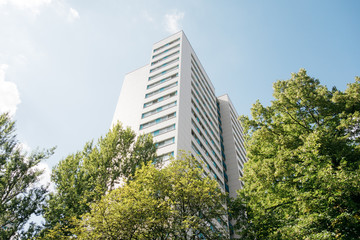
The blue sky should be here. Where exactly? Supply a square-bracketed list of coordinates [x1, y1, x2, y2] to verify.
[0, 0, 359, 185]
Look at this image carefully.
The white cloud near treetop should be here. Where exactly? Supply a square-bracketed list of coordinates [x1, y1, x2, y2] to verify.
[36, 161, 54, 192]
[0, 64, 21, 116]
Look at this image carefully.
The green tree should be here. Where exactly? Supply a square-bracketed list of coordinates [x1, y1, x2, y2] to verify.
[75, 154, 229, 240]
[234, 69, 360, 239]
[0, 113, 54, 239]
[41, 122, 157, 238]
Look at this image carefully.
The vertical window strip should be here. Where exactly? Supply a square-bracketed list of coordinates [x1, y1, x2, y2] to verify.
[191, 67, 217, 112]
[191, 119, 221, 164]
[191, 83, 219, 133]
[190, 64, 217, 113]
[191, 76, 218, 123]
[191, 141, 224, 188]
[191, 109, 220, 153]
[190, 54, 216, 97]
[191, 130, 222, 175]
[191, 95, 219, 138]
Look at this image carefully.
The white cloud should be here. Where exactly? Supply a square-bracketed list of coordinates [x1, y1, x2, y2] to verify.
[36, 161, 54, 192]
[19, 142, 31, 153]
[0, 64, 21, 116]
[67, 7, 79, 22]
[21, 144, 54, 192]
[0, 0, 52, 15]
[164, 11, 184, 34]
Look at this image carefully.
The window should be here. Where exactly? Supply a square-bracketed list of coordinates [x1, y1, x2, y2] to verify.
[153, 38, 180, 53]
[141, 101, 177, 119]
[155, 152, 174, 162]
[191, 142, 224, 188]
[152, 124, 176, 136]
[139, 112, 176, 130]
[147, 73, 178, 90]
[190, 63, 217, 112]
[191, 54, 216, 98]
[148, 65, 179, 81]
[191, 100, 218, 141]
[145, 82, 178, 98]
[152, 44, 180, 59]
[192, 130, 220, 166]
[150, 58, 179, 73]
[155, 137, 175, 148]
[191, 80, 218, 128]
[144, 91, 177, 108]
[151, 51, 180, 66]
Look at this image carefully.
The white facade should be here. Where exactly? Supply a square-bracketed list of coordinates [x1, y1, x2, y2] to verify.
[217, 94, 247, 199]
[112, 31, 246, 237]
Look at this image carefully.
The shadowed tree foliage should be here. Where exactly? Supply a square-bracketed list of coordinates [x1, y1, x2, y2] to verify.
[73, 154, 229, 240]
[40, 122, 157, 238]
[232, 69, 360, 239]
[0, 113, 54, 240]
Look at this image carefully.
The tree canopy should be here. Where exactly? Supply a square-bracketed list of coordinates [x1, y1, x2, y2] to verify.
[41, 122, 157, 238]
[74, 154, 229, 240]
[233, 69, 360, 239]
[0, 113, 54, 239]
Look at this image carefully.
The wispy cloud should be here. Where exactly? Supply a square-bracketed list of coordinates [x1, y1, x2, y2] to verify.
[0, 64, 21, 116]
[0, 0, 52, 15]
[67, 7, 79, 22]
[0, 0, 80, 22]
[164, 11, 184, 34]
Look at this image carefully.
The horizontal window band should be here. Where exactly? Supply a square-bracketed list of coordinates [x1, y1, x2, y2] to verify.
[153, 38, 180, 53]
[139, 112, 176, 130]
[151, 51, 180, 66]
[148, 65, 179, 81]
[147, 73, 178, 90]
[145, 82, 178, 98]
[155, 137, 175, 148]
[144, 91, 177, 108]
[141, 101, 177, 119]
[151, 124, 176, 137]
[150, 58, 179, 73]
[152, 44, 180, 59]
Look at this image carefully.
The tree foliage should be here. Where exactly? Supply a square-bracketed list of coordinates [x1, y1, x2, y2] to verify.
[233, 69, 360, 239]
[0, 113, 54, 239]
[41, 122, 157, 238]
[74, 154, 229, 240]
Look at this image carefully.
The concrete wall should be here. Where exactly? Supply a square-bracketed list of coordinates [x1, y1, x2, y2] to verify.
[111, 65, 149, 131]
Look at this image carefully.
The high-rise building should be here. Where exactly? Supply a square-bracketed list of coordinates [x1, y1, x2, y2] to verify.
[112, 31, 246, 237]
